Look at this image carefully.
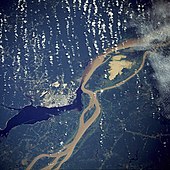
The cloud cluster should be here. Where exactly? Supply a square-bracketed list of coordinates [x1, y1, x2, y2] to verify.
[130, 0, 170, 118]
[149, 52, 170, 94]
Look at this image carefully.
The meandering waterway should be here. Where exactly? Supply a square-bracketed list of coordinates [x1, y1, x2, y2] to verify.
[26, 37, 170, 170]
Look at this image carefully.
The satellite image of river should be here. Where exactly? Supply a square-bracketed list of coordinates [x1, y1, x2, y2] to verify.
[0, 0, 170, 169]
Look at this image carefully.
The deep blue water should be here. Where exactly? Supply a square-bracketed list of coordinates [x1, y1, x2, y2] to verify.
[0, 0, 170, 170]
[0, 86, 83, 138]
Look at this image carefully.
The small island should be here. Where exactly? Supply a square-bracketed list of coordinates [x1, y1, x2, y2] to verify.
[108, 55, 134, 80]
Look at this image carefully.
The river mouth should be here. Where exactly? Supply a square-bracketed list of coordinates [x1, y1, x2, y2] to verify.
[1, 1, 170, 170]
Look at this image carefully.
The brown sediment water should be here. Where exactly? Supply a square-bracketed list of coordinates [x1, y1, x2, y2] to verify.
[26, 38, 169, 170]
